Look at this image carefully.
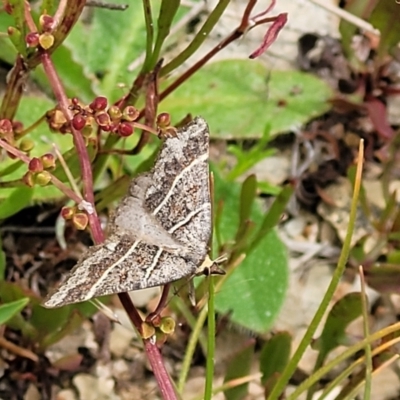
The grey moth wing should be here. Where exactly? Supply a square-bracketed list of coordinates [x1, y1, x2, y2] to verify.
[43, 117, 211, 308]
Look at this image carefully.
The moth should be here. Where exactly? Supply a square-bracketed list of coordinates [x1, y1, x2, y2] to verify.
[44, 117, 212, 308]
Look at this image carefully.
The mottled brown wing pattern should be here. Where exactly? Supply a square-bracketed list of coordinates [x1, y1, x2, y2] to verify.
[43, 117, 210, 308]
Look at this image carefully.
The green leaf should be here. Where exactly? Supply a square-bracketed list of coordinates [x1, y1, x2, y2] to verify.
[0, 236, 5, 281]
[364, 263, 400, 294]
[213, 168, 288, 332]
[161, 60, 333, 139]
[0, 298, 29, 326]
[0, 186, 33, 219]
[260, 332, 291, 385]
[369, 1, 400, 62]
[223, 340, 255, 400]
[70, 0, 150, 101]
[32, 44, 96, 103]
[313, 292, 363, 360]
[227, 126, 275, 180]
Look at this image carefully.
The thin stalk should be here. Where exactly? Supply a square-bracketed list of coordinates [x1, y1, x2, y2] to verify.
[268, 140, 365, 400]
[161, 0, 231, 76]
[145, 338, 179, 400]
[141, 0, 155, 73]
[316, 336, 400, 400]
[204, 276, 216, 400]
[40, 52, 104, 243]
[0, 139, 83, 204]
[288, 325, 400, 400]
[359, 266, 372, 400]
[178, 302, 209, 393]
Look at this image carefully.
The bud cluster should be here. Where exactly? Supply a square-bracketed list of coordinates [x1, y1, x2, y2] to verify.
[66, 96, 140, 138]
[24, 13, 55, 51]
[46, 97, 134, 137]
[60, 206, 89, 230]
[143, 314, 176, 345]
[23, 153, 56, 187]
[0, 118, 34, 154]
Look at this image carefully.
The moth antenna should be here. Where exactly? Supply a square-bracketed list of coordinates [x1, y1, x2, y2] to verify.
[90, 298, 121, 324]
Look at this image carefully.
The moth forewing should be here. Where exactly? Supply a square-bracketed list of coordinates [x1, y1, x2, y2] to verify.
[44, 117, 212, 308]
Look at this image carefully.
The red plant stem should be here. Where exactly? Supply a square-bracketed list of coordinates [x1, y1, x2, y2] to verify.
[159, 0, 260, 102]
[118, 293, 144, 336]
[40, 50, 176, 400]
[144, 339, 178, 400]
[40, 52, 104, 243]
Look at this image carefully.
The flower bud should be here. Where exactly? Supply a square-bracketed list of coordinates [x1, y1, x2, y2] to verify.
[122, 106, 139, 122]
[26, 32, 39, 48]
[61, 206, 74, 220]
[118, 122, 133, 137]
[39, 32, 54, 50]
[28, 157, 43, 173]
[108, 105, 122, 120]
[35, 171, 52, 186]
[156, 112, 171, 128]
[39, 14, 54, 32]
[0, 119, 13, 135]
[22, 171, 34, 187]
[159, 316, 175, 334]
[141, 322, 156, 340]
[96, 111, 111, 127]
[41, 153, 56, 170]
[72, 114, 86, 131]
[72, 212, 88, 230]
[19, 138, 34, 152]
[89, 96, 108, 111]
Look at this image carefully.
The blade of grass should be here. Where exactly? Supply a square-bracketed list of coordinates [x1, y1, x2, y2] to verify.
[288, 324, 400, 399]
[359, 265, 372, 400]
[267, 140, 365, 400]
[204, 276, 216, 400]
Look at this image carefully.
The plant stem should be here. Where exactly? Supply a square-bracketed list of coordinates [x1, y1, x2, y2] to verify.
[204, 277, 216, 400]
[144, 338, 179, 400]
[40, 51, 104, 243]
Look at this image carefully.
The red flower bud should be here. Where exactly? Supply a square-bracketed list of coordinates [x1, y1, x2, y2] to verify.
[72, 114, 86, 131]
[28, 157, 43, 173]
[26, 32, 39, 47]
[118, 122, 133, 137]
[89, 96, 108, 111]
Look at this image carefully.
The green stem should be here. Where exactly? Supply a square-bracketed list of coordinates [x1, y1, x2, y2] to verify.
[286, 323, 400, 400]
[142, 0, 155, 73]
[177, 301, 209, 393]
[204, 277, 216, 400]
[161, 0, 231, 76]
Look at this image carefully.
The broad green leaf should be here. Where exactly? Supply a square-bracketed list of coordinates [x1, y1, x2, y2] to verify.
[260, 332, 291, 385]
[0, 186, 33, 219]
[161, 60, 332, 139]
[213, 168, 288, 333]
[0, 298, 29, 326]
[313, 292, 363, 359]
[71, 0, 150, 101]
[223, 340, 255, 400]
